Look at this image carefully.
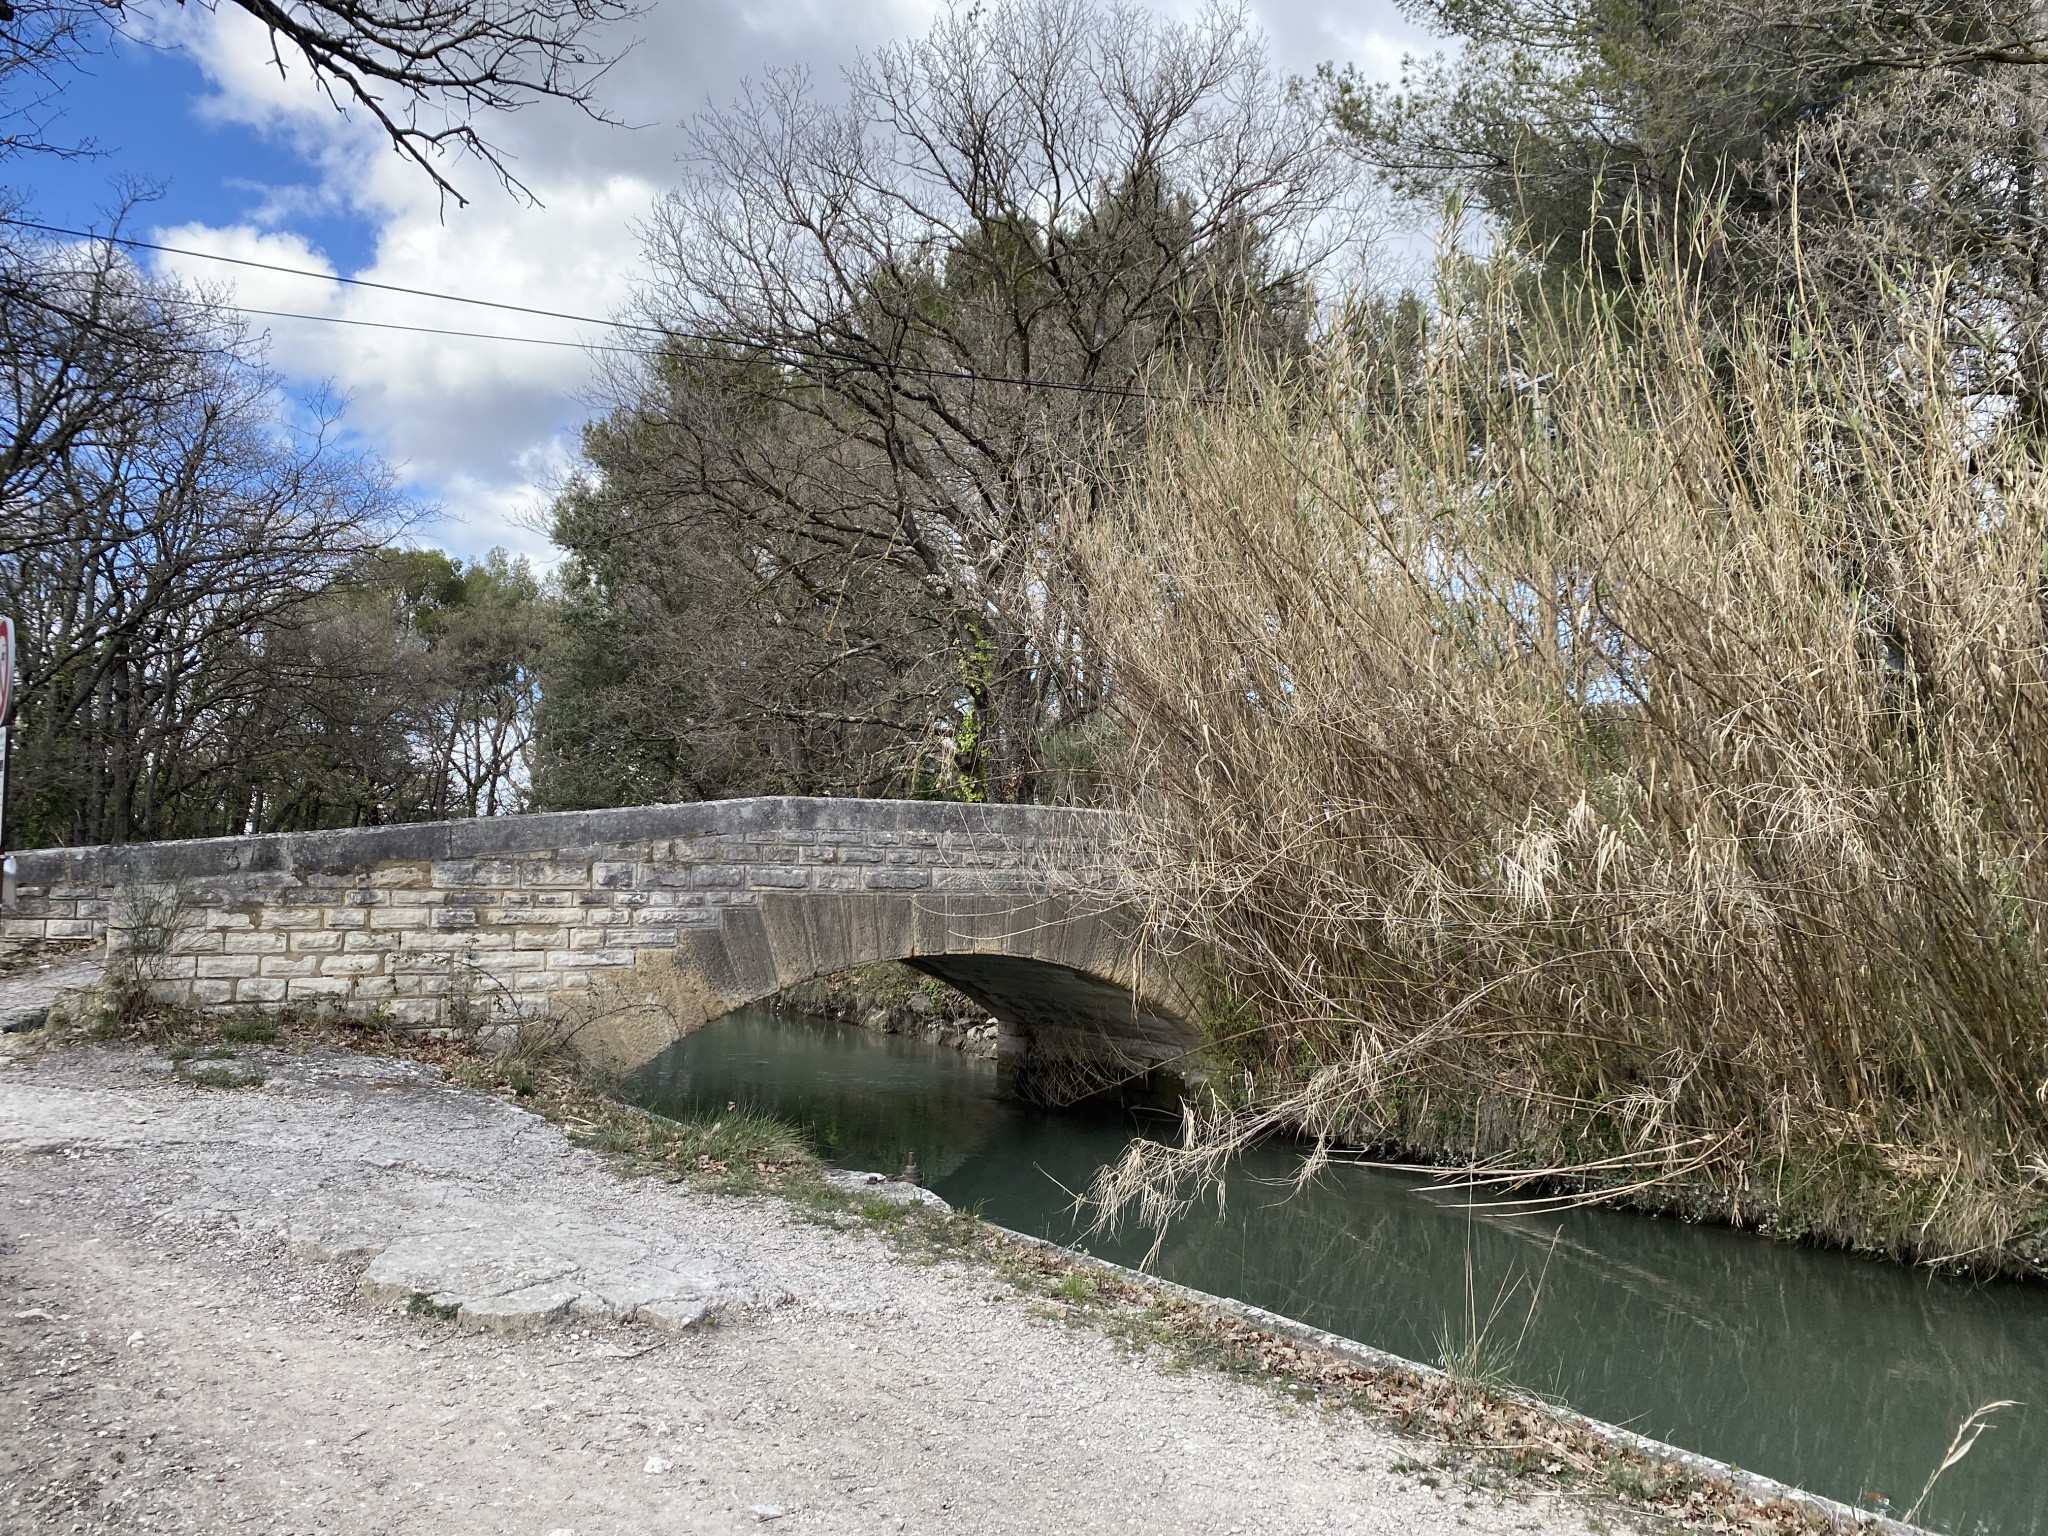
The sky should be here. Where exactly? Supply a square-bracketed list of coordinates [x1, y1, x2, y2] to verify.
[7, 0, 1432, 566]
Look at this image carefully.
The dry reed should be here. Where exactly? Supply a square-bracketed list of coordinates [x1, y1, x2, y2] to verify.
[1072, 247, 2048, 1274]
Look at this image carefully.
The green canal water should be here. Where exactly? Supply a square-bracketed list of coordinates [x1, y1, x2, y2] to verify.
[623, 1005, 2048, 1535]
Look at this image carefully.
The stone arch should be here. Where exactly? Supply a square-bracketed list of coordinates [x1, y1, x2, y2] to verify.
[596, 889, 1204, 1101]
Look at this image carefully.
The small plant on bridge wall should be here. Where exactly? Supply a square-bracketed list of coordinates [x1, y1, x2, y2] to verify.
[950, 623, 994, 805]
[99, 882, 195, 1038]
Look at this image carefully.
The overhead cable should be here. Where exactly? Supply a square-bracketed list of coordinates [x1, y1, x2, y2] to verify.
[4, 215, 1218, 404]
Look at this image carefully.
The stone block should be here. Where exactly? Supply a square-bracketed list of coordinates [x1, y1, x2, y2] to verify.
[813, 868, 862, 892]
[609, 928, 678, 949]
[222, 931, 288, 956]
[432, 858, 518, 888]
[746, 867, 810, 890]
[325, 908, 369, 930]
[391, 950, 459, 975]
[290, 929, 345, 954]
[546, 948, 634, 970]
[203, 910, 256, 931]
[343, 930, 403, 953]
[368, 907, 431, 931]
[196, 955, 260, 980]
[320, 953, 386, 976]
[190, 979, 237, 1006]
[933, 869, 1030, 892]
[344, 889, 385, 908]
[592, 861, 639, 889]
[258, 954, 323, 979]
[382, 891, 446, 912]
[866, 869, 933, 891]
[484, 949, 549, 972]
[286, 976, 352, 1000]
[433, 907, 480, 930]
[519, 860, 591, 889]
[44, 919, 101, 940]
[693, 866, 744, 889]
[234, 977, 288, 1003]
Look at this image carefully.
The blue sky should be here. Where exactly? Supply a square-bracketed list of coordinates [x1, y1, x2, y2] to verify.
[11, 1, 1423, 568]
[7, 32, 378, 272]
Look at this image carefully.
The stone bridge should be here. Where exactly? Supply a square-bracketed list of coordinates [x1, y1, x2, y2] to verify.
[0, 798, 1201, 1094]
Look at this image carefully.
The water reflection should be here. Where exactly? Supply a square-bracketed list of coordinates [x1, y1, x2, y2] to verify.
[625, 1006, 2048, 1535]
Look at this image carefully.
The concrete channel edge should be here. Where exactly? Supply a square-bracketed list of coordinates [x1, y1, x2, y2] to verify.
[988, 1225, 1926, 1536]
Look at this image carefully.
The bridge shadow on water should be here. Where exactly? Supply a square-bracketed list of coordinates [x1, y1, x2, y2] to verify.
[624, 1003, 2048, 1536]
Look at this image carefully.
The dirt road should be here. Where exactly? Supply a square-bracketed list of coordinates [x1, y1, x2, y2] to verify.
[0, 1034, 1611, 1536]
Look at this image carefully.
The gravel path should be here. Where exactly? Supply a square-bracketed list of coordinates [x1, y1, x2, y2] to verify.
[0, 1033, 1618, 1536]
[0, 953, 100, 1034]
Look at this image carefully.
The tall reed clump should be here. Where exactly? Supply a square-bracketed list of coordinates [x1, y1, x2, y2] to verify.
[1072, 249, 2048, 1274]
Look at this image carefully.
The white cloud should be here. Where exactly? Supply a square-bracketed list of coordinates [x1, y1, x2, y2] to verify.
[138, 0, 1417, 567]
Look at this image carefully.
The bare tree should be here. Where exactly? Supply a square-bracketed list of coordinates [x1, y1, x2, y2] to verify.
[598, 0, 1364, 801]
[2, 0, 641, 202]
[0, 223, 407, 843]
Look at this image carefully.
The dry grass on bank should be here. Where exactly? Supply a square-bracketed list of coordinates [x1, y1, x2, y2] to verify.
[1073, 251, 2048, 1275]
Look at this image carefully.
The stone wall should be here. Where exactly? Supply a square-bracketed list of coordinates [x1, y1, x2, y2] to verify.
[0, 798, 1199, 1085]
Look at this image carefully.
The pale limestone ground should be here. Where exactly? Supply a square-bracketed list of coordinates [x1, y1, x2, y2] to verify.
[0, 1034, 1616, 1536]
[0, 953, 101, 1033]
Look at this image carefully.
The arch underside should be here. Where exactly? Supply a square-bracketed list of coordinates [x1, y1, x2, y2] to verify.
[585, 890, 1201, 1100]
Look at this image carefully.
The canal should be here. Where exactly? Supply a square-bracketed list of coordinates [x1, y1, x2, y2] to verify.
[624, 1004, 2047, 1535]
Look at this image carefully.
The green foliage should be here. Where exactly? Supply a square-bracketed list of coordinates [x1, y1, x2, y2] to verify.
[245, 545, 547, 829]
[405, 1292, 461, 1322]
[179, 1061, 267, 1090]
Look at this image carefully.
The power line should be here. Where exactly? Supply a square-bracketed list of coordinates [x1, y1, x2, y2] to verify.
[5, 215, 1214, 404]
[4, 216, 667, 337]
[227, 304, 658, 354]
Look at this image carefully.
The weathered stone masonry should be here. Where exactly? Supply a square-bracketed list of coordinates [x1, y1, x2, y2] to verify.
[0, 797, 1200, 1086]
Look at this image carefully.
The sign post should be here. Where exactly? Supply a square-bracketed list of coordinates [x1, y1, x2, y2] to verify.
[0, 614, 13, 910]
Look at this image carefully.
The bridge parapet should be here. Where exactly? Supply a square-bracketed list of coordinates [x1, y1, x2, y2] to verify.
[0, 799, 1199, 1093]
